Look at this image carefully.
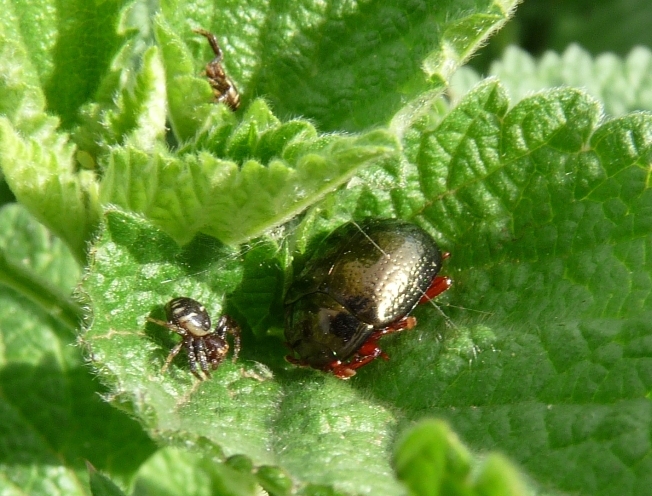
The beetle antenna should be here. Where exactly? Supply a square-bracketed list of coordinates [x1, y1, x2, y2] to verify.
[350, 220, 461, 330]
[350, 220, 391, 259]
[441, 303, 493, 316]
[423, 298, 459, 329]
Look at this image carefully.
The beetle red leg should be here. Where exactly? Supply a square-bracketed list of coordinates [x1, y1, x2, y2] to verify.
[325, 315, 419, 378]
[351, 339, 384, 363]
[372, 315, 417, 338]
[325, 361, 357, 379]
[418, 275, 452, 304]
[284, 354, 303, 366]
[286, 355, 359, 379]
[336, 338, 387, 377]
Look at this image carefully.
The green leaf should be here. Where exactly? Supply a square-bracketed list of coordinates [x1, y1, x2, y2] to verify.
[131, 447, 261, 496]
[349, 81, 652, 496]
[74, 44, 167, 163]
[11, 1, 652, 495]
[1, 0, 517, 260]
[83, 79, 652, 495]
[255, 465, 294, 496]
[394, 419, 528, 496]
[100, 114, 397, 245]
[82, 207, 406, 494]
[154, 0, 518, 132]
[36, 1, 124, 129]
[88, 462, 127, 496]
[154, 16, 220, 143]
[451, 44, 652, 117]
[0, 4, 102, 263]
[0, 3, 49, 134]
[0, 204, 155, 495]
[0, 119, 100, 264]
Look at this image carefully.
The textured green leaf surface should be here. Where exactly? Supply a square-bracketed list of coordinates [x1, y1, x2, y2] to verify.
[0, 0, 101, 263]
[0, 119, 100, 264]
[6, 0, 652, 495]
[156, 0, 518, 132]
[394, 419, 528, 496]
[74, 44, 167, 162]
[83, 207, 405, 494]
[0, 0, 517, 260]
[349, 81, 652, 496]
[0, 205, 155, 495]
[100, 105, 398, 245]
[82, 79, 652, 495]
[451, 44, 652, 117]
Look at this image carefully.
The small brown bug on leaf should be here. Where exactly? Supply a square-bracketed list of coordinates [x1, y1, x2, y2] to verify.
[194, 28, 240, 111]
[148, 297, 241, 380]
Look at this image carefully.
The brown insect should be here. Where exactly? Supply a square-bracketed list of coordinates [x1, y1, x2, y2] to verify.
[194, 28, 240, 111]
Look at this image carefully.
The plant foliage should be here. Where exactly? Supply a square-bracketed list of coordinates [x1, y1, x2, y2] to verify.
[1, 1, 651, 495]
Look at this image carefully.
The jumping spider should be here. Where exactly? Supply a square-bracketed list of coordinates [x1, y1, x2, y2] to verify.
[148, 297, 241, 380]
[194, 28, 240, 111]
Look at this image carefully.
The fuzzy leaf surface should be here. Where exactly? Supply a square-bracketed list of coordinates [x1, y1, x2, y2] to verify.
[451, 44, 652, 117]
[0, 205, 155, 495]
[156, 0, 518, 132]
[330, 81, 652, 496]
[83, 80, 652, 495]
[0, 0, 518, 260]
[82, 207, 405, 495]
[0, 2, 102, 262]
[100, 107, 397, 245]
[9, 1, 652, 495]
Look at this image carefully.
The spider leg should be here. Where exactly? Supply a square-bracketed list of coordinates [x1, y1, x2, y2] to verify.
[149, 316, 195, 375]
[185, 339, 204, 380]
[229, 327, 241, 362]
[215, 315, 242, 362]
[214, 316, 227, 341]
[194, 338, 211, 379]
[194, 28, 240, 111]
[194, 28, 224, 63]
[147, 317, 186, 337]
[161, 342, 184, 373]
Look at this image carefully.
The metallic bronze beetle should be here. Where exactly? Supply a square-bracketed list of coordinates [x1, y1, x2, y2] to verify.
[284, 219, 451, 378]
